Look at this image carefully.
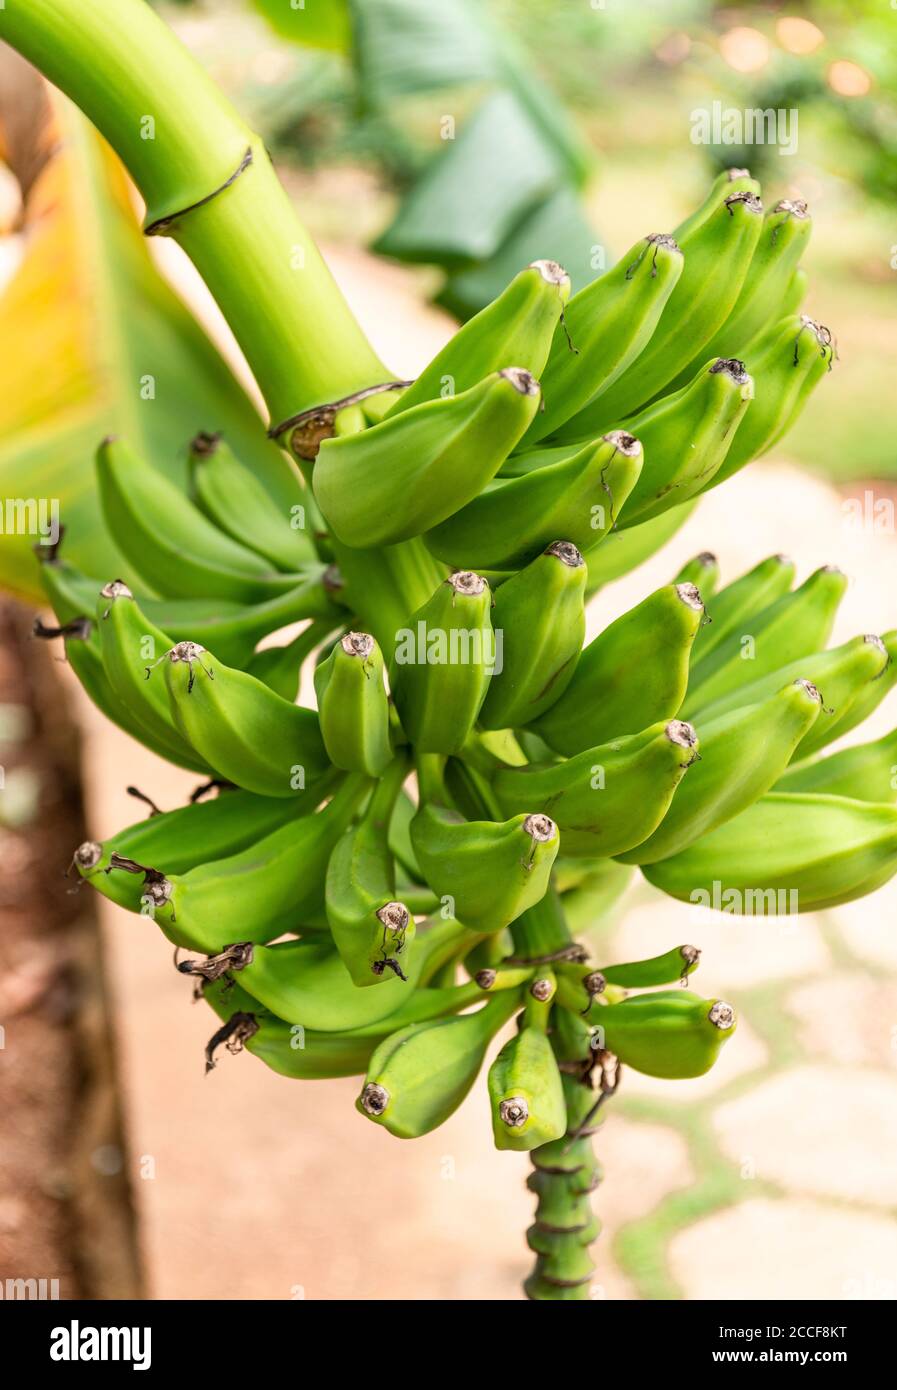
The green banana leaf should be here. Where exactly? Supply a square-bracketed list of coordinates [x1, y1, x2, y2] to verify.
[0, 64, 295, 604]
[373, 89, 564, 268]
[251, 0, 350, 52]
[348, 0, 500, 107]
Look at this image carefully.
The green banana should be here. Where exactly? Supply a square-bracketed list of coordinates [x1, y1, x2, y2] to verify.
[689, 553, 796, 665]
[313, 368, 542, 547]
[390, 571, 494, 754]
[776, 728, 897, 802]
[201, 968, 529, 1081]
[479, 542, 587, 730]
[493, 720, 699, 858]
[600, 945, 702, 989]
[222, 917, 475, 1032]
[488, 1015, 567, 1152]
[326, 757, 416, 986]
[423, 432, 643, 571]
[671, 167, 760, 242]
[533, 582, 705, 754]
[644, 792, 897, 913]
[189, 432, 315, 572]
[591, 992, 737, 1079]
[313, 631, 392, 775]
[72, 787, 312, 913]
[699, 314, 835, 493]
[611, 357, 755, 527]
[96, 437, 304, 602]
[668, 199, 813, 392]
[141, 775, 371, 951]
[159, 641, 330, 798]
[357, 991, 522, 1138]
[554, 190, 765, 437]
[34, 616, 205, 769]
[674, 551, 720, 597]
[389, 260, 570, 416]
[96, 581, 210, 772]
[619, 677, 823, 864]
[782, 265, 808, 316]
[410, 803, 560, 931]
[815, 629, 897, 743]
[684, 565, 848, 718]
[690, 633, 890, 759]
[517, 232, 684, 447]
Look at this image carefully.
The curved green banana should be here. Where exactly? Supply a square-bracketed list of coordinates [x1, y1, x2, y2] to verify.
[488, 1020, 566, 1152]
[554, 190, 765, 437]
[410, 803, 560, 931]
[689, 553, 796, 665]
[619, 677, 823, 864]
[533, 582, 705, 754]
[600, 945, 702, 989]
[671, 167, 761, 242]
[668, 199, 813, 392]
[690, 633, 890, 758]
[357, 991, 522, 1139]
[144, 775, 371, 951]
[517, 232, 684, 447]
[189, 432, 315, 572]
[73, 787, 313, 912]
[326, 757, 416, 986]
[815, 629, 897, 744]
[591, 992, 737, 1079]
[776, 728, 897, 802]
[313, 631, 392, 775]
[644, 792, 897, 913]
[493, 720, 700, 858]
[160, 641, 330, 798]
[390, 260, 570, 416]
[611, 357, 755, 527]
[390, 571, 494, 754]
[423, 431, 643, 571]
[684, 564, 848, 718]
[96, 437, 304, 602]
[700, 314, 835, 493]
[96, 581, 209, 771]
[224, 917, 475, 1032]
[674, 551, 720, 597]
[479, 542, 587, 730]
[313, 368, 542, 547]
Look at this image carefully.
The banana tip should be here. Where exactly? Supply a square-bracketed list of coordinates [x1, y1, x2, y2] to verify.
[360, 1082, 389, 1117]
[544, 541, 584, 568]
[74, 841, 102, 870]
[708, 1000, 736, 1031]
[499, 367, 541, 397]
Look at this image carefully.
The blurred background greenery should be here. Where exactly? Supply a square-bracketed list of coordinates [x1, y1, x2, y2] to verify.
[151, 0, 895, 482]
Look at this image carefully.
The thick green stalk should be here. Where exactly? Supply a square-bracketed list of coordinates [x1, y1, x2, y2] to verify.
[525, 1076, 602, 1301]
[0, 0, 390, 426]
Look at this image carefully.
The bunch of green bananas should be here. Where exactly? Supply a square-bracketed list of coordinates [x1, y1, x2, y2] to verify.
[43, 171, 896, 1302]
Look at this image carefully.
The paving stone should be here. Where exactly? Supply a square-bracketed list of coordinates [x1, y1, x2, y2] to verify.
[787, 974, 897, 1069]
[714, 1064, 897, 1205]
[670, 1198, 897, 1300]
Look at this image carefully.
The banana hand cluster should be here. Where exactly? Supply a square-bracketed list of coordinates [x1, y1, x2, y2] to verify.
[46, 168, 895, 1303]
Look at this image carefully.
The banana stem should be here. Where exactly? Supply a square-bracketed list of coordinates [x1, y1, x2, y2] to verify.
[0, 0, 390, 428]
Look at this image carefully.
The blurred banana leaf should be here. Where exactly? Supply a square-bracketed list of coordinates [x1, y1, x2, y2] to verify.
[437, 185, 602, 320]
[348, 0, 500, 107]
[0, 56, 295, 604]
[252, 0, 350, 53]
[372, 89, 563, 268]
